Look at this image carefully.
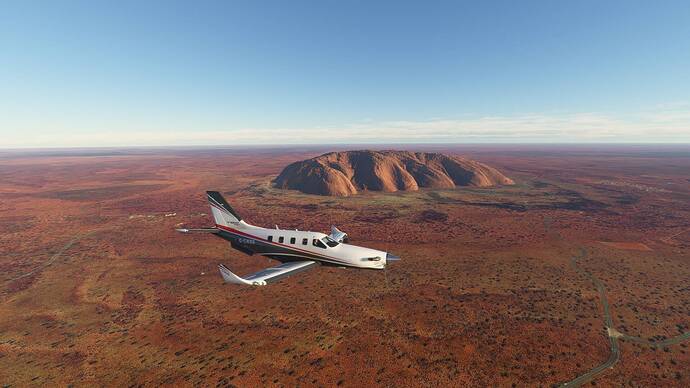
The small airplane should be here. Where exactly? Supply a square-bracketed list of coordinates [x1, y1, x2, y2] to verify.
[176, 191, 400, 286]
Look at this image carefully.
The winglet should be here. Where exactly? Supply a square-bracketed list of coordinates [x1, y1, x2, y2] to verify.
[328, 225, 349, 243]
[218, 264, 266, 286]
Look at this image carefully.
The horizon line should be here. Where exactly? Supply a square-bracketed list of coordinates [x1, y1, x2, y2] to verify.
[2, 141, 690, 152]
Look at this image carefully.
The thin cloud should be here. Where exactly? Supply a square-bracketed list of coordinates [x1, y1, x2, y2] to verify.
[3, 106, 690, 147]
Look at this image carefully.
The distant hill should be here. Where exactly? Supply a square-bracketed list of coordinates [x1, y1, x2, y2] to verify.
[273, 150, 514, 196]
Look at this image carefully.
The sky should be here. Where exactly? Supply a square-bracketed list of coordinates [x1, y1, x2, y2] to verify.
[1, 0, 689, 147]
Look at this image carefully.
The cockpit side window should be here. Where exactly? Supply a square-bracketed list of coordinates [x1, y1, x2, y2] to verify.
[267, 235, 273, 242]
[312, 239, 327, 249]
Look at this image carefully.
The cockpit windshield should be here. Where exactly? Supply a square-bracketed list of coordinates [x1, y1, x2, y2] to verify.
[322, 236, 340, 247]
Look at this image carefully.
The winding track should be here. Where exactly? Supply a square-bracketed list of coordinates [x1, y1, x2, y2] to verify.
[555, 242, 690, 386]
[558, 248, 621, 386]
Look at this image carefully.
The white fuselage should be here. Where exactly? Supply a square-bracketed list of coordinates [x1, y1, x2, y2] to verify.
[216, 221, 387, 269]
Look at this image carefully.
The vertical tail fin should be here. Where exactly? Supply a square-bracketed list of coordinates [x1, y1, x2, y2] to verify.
[206, 191, 242, 226]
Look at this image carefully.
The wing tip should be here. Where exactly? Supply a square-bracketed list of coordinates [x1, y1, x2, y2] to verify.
[218, 264, 265, 286]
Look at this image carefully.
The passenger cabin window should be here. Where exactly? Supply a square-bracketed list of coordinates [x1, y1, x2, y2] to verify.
[267, 236, 273, 242]
[278, 236, 284, 243]
[290, 237, 296, 244]
[313, 239, 327, 249]
[302, 238, 308, 245]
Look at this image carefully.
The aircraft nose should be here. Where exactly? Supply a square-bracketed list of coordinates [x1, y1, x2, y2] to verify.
[386, 252, 401, 261]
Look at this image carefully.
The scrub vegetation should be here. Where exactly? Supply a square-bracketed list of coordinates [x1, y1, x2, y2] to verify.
[0, 145, 688, 386]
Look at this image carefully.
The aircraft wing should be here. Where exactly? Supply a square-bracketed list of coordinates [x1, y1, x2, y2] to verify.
[218, 261, 318, 286]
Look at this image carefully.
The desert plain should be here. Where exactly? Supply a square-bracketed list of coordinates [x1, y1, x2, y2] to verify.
[0, 145, 688, 387]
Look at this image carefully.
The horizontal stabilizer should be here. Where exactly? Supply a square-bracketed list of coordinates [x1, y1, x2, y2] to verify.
[176, 228, 219, 234]
[218, 261, 318, 286]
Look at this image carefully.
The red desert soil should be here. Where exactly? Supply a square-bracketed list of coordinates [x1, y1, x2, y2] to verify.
[273, 150, 514, 196]
[0, 145, 689, 387]
[598, 241, 653, 251]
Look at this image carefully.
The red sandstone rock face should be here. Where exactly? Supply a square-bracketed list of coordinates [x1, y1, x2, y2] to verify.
[273, 150, 515, 196]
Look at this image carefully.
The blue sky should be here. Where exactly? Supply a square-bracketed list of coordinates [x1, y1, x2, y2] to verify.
[1, 0, 689, 147]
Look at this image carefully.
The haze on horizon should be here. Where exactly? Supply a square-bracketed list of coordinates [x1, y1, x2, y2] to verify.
[1, 1, 690, 148]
